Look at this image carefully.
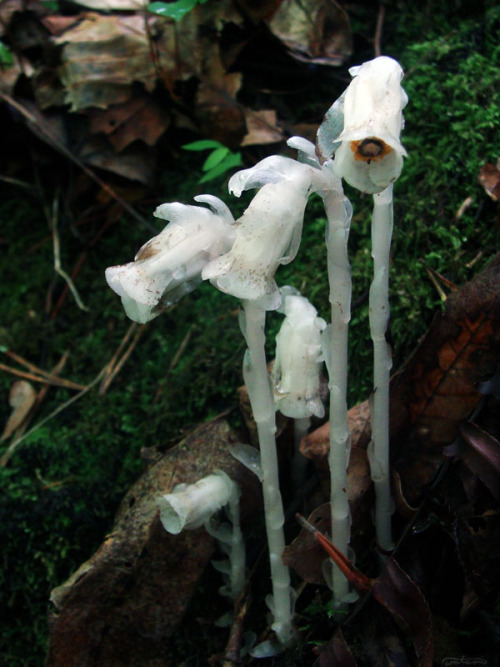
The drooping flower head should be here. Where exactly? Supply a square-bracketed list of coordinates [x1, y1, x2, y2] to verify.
[272, 290, 326, 419]
[105, 195, 235, 323]
[317, 55, 408, 194]
[202, 156, 329, 310]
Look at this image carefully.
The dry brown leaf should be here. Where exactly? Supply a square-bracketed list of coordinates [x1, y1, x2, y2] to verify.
[391, 253, 500, 502]
[1, 380, 37, 441]
[53, 13, 159, 111]
[87, 96, 170, 151]
[0, 0, 23, 38]
[318, 627, 358, 666]
[300, 399, 371, 463]
[196, 59, 245, 146]
[241, 109, 284, 146]
[78, 136, 156, 183]
[267, 0, 352, 66]
[478, 161, 500, 201]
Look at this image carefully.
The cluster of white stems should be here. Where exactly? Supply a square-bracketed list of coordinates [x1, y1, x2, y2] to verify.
[106, 55, 407, 654]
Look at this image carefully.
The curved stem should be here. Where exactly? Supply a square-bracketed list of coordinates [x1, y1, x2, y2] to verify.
[241, 300, 293, 646]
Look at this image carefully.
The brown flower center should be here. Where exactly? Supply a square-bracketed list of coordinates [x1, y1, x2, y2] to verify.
[350, 138, 391, 163]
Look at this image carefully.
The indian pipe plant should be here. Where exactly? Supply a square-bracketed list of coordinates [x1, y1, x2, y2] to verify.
[106, 55, 407, 655]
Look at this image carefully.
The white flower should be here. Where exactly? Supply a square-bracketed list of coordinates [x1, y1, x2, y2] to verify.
[272, 292, 326, 419]
[158, 471, 237, 534]
[158, 471, 245, 600]
[202, 156, 328, 310]
[105, 195, 235, 323]
[328, 56, 408, 194]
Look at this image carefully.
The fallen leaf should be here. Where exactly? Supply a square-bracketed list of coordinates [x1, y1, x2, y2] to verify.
[391, 253, 500, 502]
[0, 0, 23, 38]
[78, 136, 156, 183]
[196, 60, 245, 146]
[53, 13, 159, 111]
[445, 421, 500, 500]
[267, 0, 352, 66]
[300, 399, 371, 463]
[478, 161, 500, 201]
[296, 518, 434, 667]
[46, 419, 260, 665]
[240, 109, 284, 146]
[87, 96, 170, 151]
[454, 508, 500, 605]
[373, 559, 434, 667]
[318, 627, 357, 667]
[282, 503, 330, 584]
[1, 380, 37, 441]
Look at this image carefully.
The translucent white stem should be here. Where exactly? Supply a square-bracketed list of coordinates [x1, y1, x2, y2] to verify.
[291, 417, 311, 490]
[369, 185, 394, 550]
[241, 300, 294, 647]
[321, 183, 353, 604]
[227, 489, 245, 598]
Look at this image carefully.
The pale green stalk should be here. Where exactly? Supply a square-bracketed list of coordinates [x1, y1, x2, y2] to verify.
[368, 184, 394, 550]
[291, 417, 310, 490]
[241, 300, 293, 647]
[320, 178, 353, 603]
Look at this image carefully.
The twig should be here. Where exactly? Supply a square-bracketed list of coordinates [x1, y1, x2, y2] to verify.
[153, 323, 194, 403]
[0, 368, 106, 467]
[0, 175, 32, 190]
[99, 324, 146, 394]
[221, 590, 251, 667]
[0, 361, 86, 391]
[1, 348, 85, 390]
[374, 2, 386, 57]
[50, 195, 89, 312]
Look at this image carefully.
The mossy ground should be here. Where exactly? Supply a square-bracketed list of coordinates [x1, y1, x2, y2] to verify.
[1, 1, 499, 664]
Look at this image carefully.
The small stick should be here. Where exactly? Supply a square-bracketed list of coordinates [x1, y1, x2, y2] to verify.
[99, 324, 146, 394]
[153, 324, 194, 404]
[49, 195, 89, 312]
[0, 361, 85, 391]
[296, 514, 371, 592]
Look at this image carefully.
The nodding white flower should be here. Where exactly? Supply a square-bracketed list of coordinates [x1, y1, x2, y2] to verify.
[158, 471, 245, 600]
[105, 195, 235, 323]
[202, 156, 329, 310]
[158, 471, 237, 534]
[328, 56, 408, 194]
[272, 292, 327, 419]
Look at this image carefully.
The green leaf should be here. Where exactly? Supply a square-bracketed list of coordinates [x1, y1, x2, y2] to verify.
[182, 139, 224, 152]
[199, 152, 242, 183]
[202, 146, 230, 172]
[148, 0, 198, 21]
[0, 41, 14, 67]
